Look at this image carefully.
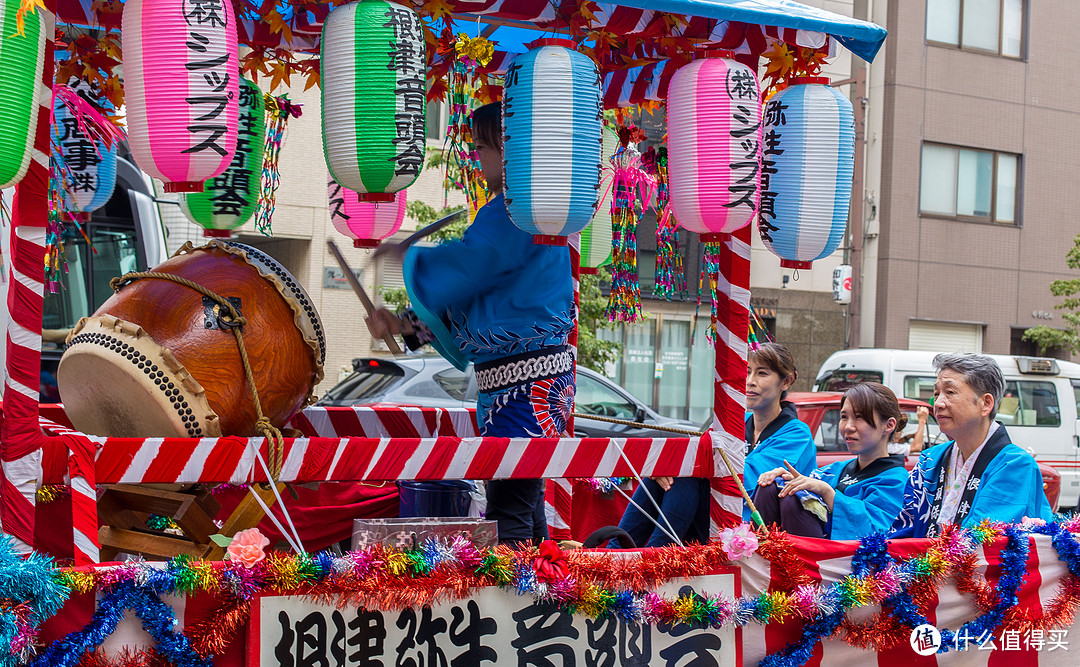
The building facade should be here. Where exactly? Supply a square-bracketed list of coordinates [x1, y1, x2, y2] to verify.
[861, 0, 1075, 357]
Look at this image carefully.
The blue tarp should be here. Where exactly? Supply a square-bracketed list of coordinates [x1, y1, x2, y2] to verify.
[600, 0, 886, 62]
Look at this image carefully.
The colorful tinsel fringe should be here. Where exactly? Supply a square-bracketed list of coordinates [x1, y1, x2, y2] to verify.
[253, 94, 302, 236]
[11, 518, 1080, 667]
[605, 142, 656, 323]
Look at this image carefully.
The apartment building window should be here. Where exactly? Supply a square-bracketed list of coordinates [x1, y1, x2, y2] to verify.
[919, 143, 1018, 224]
[926, 0, 1023, 57]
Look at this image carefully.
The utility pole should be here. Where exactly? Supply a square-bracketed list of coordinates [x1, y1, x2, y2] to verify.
[831, 67, 867, 349]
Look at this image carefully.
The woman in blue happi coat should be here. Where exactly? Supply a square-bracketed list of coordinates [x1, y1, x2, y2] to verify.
[889, 353, 1051, 539]
[754, 382, 909, 539]
[742, 343, 817, 522]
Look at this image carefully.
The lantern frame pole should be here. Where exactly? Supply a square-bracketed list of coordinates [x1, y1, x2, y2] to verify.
[2, 4, 54, 555]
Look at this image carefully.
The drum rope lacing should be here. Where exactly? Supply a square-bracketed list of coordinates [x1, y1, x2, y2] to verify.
[110, 271, 286, 479]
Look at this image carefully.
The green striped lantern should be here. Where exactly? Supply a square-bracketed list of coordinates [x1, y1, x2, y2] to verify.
[0, 4, 45, 188]
[179, 78, 265, 237]
[321, 0, 426, 203]
[579, 126, 618, 274]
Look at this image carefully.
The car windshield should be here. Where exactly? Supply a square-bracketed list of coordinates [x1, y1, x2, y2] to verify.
[815, 369, 884, 392]
[321, 363, 405, 402]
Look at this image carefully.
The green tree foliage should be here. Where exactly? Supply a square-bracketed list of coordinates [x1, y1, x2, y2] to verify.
[1024, 233, 1080, 354]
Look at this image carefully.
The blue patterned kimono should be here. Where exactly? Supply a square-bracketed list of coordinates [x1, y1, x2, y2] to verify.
[811, 456, 908, 540]
[743, 403, 817, 521]
[888, 424, 1052, 539]
[402, 193, 574, 544]
[403, 193, 575, 434]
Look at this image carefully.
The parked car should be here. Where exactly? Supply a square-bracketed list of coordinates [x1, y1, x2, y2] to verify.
[317, 355, 702, 439]
[787, 391, 1061, 512]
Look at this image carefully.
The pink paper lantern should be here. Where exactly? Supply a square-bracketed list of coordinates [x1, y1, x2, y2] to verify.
[667, 52, 762, 241]
[122, 0, 239, 193]
[328, 175, 406, 248]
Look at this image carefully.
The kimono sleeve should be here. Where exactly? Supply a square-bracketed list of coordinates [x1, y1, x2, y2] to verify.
[831, 469, 908, 540]
[888, 456, 934, 539]
[742, 420, 816, 521]
[402, 222, 517, 370]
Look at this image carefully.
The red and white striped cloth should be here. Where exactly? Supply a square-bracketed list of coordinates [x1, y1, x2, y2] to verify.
[288, 406, 480, 438]
[740, 534, 1077, 665]
[1, 7, 53, 556]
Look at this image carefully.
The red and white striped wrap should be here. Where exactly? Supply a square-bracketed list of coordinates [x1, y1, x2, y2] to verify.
[709, 225, 754, 536]
[549, 234, 584, 540]
[45, 431, 712, 488]
[1, 6, 53, 555]
[288, 406, 480, 438]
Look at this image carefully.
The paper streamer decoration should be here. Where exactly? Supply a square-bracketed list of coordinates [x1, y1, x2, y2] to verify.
[667, 54, 762, 241]
[180, 78, 265, 236]
[51, 90, 118, 221]
[122, 0, 239, 193]
[503, 38, 602, 244]
[758, 77, 855, 269]
[321, 0, 426, 202]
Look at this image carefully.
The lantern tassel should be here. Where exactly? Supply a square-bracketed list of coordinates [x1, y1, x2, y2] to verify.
[604, 144, 657, 323]
[691, 241, 723, 346]
[255, 94, 302, 236]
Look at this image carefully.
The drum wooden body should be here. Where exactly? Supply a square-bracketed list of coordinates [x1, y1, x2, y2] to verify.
[58, 241, 325, 437]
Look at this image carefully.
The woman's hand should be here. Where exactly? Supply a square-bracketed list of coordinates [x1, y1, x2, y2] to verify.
[917, 405, 929, 423]
[776, 461, 835, 509]
[651, 476, 674, 491]
[757, 467, 792, 487]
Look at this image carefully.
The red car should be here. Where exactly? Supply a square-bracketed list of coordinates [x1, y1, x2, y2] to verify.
[788, 391, 1061, 512]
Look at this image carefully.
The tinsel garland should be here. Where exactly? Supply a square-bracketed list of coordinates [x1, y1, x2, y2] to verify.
[748, 305, 774, 350]
[692, 241, 723, 345]
[581, 477, 630, 494]
[604, 144, 656, 323]
[36, 484, 70, 504]
[253, 94, 302, 236]
[643, 146, 687, 301]
[442, 33, 491, 212]
[15, 522, 1080, 667]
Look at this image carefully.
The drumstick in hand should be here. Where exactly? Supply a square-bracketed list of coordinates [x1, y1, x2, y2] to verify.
[327, 240, 403, 355]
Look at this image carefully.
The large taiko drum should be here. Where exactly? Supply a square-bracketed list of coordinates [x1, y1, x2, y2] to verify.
[57, 240, 325, 437]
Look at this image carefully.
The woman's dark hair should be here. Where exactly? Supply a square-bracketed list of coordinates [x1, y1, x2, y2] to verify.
[840, 382, 907, 435]
[470, 102, 502, 152]
[747, 343, 797, 397]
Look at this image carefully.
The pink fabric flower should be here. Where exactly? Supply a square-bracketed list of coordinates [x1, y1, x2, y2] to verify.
[532, 539, 569, 583]
[1020, 517, 1046, 529]
[227, 528, 270, 568]
[719, 524, 759, 561]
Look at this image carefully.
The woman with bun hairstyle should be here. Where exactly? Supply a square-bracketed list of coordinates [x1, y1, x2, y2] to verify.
[754, 382, 909, 539]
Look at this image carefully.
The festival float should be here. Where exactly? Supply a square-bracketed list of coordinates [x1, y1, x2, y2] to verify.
[0, 0, 1076, 665]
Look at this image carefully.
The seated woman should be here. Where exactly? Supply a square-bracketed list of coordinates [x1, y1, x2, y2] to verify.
[890, 353, 1052, 538]
[753, 382, 909, 539]
[610, 342, 814, 547]
[743, 342, 817, 521]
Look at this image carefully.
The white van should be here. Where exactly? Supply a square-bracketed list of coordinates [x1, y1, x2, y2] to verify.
[814, 349, 1080, 509]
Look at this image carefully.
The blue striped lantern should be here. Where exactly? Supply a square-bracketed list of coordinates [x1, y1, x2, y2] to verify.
[52, 94, 118, 221]
[758, 77, 855, 269]
[503, 38, 602, 245]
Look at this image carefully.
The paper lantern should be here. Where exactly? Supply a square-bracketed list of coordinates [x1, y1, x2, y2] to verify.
[579, 126, 618, 274]
[122, 0, 239, 193]
[0, 3, 44, 189]
[758, 77, 855, 269]
[328, 175, 406, 248]
[52, 94, 118, 221]
[321, 0, 426, 203]
[179, 78, 265, 236]
[503, 38, 602, 245]
[667, 54, 762, 241]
